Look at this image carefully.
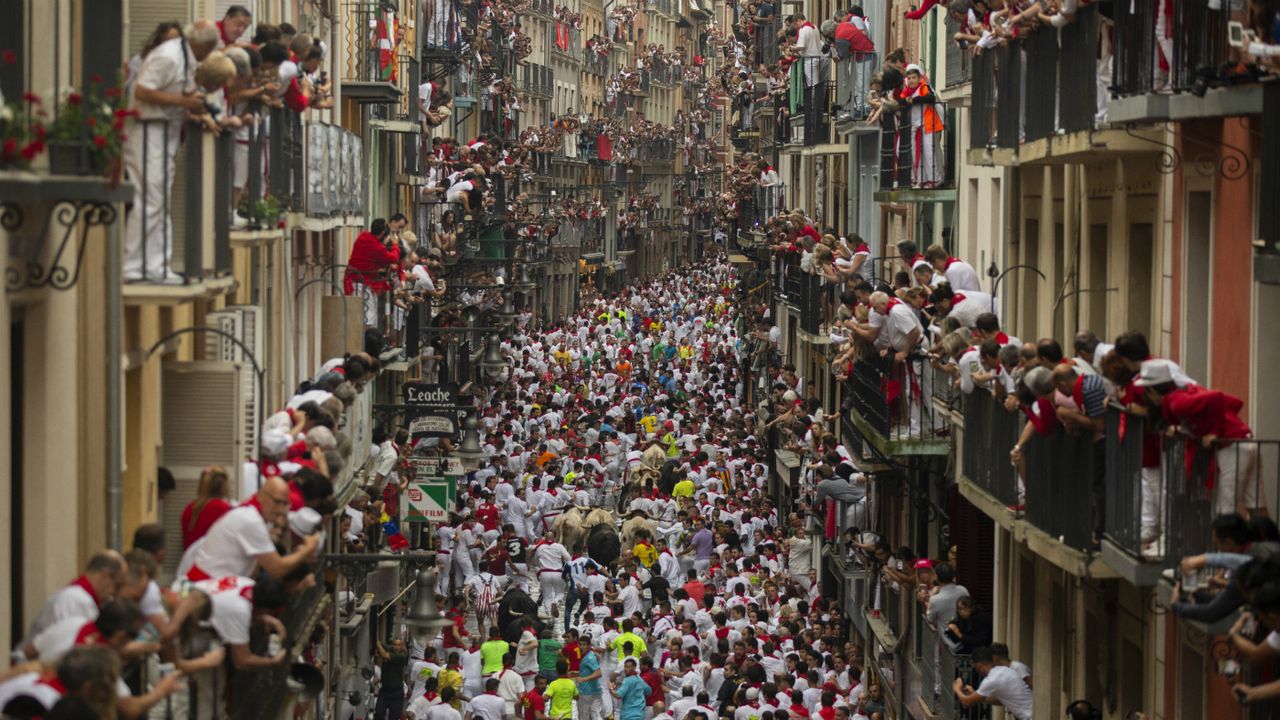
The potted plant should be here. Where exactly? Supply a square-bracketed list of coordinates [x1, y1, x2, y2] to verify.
[0, 51, 48, 170]
[235, 193, 282, 229]
[47, 74, 133, 180]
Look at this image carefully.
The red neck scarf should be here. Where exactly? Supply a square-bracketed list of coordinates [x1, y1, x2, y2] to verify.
[70, 575, 101, 605]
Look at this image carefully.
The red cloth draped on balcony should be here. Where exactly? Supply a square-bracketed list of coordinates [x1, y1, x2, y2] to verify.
[344, 230, 401, 294]
[598, 134, 613, 160]
[556, 22, 570, 50]
[1160, 385, 1252, 488]
[377, 10, 400, 82]
[824, 498, 837, 540]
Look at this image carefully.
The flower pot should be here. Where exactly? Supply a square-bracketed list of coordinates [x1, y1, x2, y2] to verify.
[47, 140, 102, 176]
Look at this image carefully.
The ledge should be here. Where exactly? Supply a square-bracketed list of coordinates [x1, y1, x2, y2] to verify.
[959, 476, 1118, 578]
[874, 186, 958, 204]
[371, 119, 420, 134]
[966, 124, 1164, 167]
[229, 227, 286, 248]
[297, 213, 366, 232]
[122, 275, 237, 305]
[1154, 578, 1240, 636]
[0, 172, 134, 203]
[1100, 538, 1166, 587]
[847, 408, 951, 456]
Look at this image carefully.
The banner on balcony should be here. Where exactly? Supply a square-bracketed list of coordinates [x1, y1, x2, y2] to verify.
[403, 382, 464, 439]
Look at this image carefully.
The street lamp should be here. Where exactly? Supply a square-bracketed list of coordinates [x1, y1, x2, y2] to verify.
[402, 568, 452, 642]
[477, 333, 509, 383]
[453, 412, 487, 469]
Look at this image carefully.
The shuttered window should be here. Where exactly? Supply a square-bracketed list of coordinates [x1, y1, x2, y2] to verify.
[159, 361, 247, 582]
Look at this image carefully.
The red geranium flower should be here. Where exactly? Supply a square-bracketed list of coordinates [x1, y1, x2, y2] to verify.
[20, 140, 43, 160]
[104, 87, 122, 98]
[2, 138, 16, 158]
[92, 135, 108, 149]
[23, 91, 41, 104]
[1, 49, 16, 65]
[90, 73, 104, 84]
[87, 116, 97, 127]
[67, 92, 82, 105]
[114, 108, 130, 119]
[112, 116, 124, 131]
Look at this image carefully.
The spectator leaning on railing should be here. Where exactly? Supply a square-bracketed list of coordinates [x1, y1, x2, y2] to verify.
[1133, 358, 1257, 517]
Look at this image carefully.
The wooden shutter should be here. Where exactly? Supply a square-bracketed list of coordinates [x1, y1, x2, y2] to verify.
[159, 361, 246, 582]
[127, 0, 190, 57]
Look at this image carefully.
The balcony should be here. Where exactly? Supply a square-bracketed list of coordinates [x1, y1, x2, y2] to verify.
[650, 0, 674, 16]
[341, 2, 409, 104]
[786, 57, 840, 149]
[915, 616, 980, 720]
[529, 0, 554, 18]
[121, 121, 237, 304]
[585, 49, 609, 76]
[844, 354, 950, 457]
[775, 256, 827, 338]
[1110, 0, 1263, 123]
[635, 139, 676, 165]
[1102, 408, 1280, 588]
[420, 0, 471, 57]
[966, 5, 1164, 165]
[520, 63, 554, 98]
[649, 60, 678, 87]
[957, 389, 1022, 509]
[874, 100, 955, 202]
[551, 26, 583, 63]
[753, 18, 782, 68]
[832, 52, 880, 135]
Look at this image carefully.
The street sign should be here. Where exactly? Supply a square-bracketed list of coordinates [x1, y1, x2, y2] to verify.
[402, 382, 465, 439]
[403, 456, 462, 522]
[404, 479, 455, 522]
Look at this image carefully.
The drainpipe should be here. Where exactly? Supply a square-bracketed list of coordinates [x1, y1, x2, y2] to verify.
[107, 213, 123, 550]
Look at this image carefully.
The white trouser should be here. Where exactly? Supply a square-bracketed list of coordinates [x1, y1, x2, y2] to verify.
[843, 499, 866, 532]
[579, 693, 605, 720]
[124, 121, 180, 281]
[511, 563, 531, 593]
[353, 284, 379, 327]
[1140, 466, 1163, 538]
[539, 570, 566, 611]
[1215, 442, 1261, 516]
[451, 552, 476, 590]
[436, 551, 453, 594]
[913, 127, 939, 186]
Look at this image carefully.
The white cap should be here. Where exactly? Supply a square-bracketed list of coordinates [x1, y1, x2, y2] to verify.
[289, 507, 322, 536]
[261, 429, 291, 459]
[905, 63, 922, 74]
[1134, 358, 1176, 387]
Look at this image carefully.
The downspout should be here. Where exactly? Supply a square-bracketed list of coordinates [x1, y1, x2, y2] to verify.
[107, 209, 123, 550]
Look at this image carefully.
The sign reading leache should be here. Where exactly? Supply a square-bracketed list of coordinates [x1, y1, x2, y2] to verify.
[402, 382, 464, 439]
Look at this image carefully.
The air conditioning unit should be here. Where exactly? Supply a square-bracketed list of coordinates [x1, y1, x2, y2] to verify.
[207, 306, 264, 462]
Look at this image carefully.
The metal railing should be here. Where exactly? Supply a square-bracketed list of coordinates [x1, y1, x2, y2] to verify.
[753, 183, 784, 227]
[968, 3, 1103, 148]
[961, 389, 1023, 507]
[1103, 406, 1150, 557]
[530, 0, 554, 17]
[1112, 0, 1232, 97]
[520, 63, 554, 97]
[421, 0, 467, 51]
[585, 49, 609, 75]
[1022, 425, 1099, 551]
[846, 354, 949, 445]
[880, 100, 950, 190]
[792, 57, 834, 147]
[754, 17, 782, 68]
[343, 2, 405, 85]
[835, 52, 879, 123]
[124, 120, 231, 284]
[918, 616, 979, 720]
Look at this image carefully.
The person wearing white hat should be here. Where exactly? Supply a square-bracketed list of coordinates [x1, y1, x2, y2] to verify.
[1135, 358, 1258, 516]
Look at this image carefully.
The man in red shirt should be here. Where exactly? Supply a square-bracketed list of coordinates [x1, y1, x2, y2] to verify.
[1136, 359, 1257, 516]
[344, 218, 401, 326]
[476, 491, 502, 533]
[523, 674, 550, 720]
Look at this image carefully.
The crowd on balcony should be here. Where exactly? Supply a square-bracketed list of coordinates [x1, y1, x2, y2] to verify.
[121, 6, 335, 282]
[0, 336, 393, 715]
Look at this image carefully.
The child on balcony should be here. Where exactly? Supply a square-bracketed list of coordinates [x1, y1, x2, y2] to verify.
[865, 74, 884, 125]
[898, 65, 945, 189]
